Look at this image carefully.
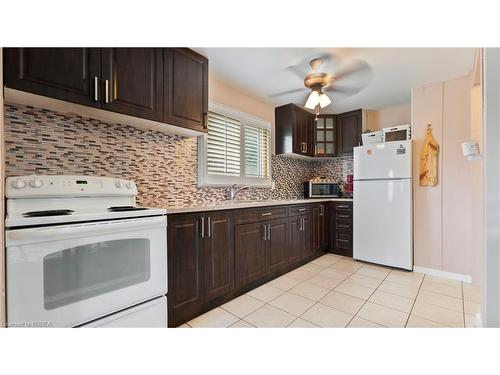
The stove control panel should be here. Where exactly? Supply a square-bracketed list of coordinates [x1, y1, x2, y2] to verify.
[6, 175, 138, 198]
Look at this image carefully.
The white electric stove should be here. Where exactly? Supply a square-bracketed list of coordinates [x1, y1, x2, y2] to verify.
[5, 175, 168, 328]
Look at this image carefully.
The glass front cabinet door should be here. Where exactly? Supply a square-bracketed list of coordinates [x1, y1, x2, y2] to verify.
[314, 115, 337, 157]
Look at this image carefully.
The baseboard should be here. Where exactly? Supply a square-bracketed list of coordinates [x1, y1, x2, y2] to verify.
[413, 266, 472, 283]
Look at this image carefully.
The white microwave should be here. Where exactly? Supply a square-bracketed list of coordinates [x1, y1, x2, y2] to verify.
[382, 124, 411, 142]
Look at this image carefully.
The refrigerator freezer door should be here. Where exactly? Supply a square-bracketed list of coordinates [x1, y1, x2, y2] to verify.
[354, 140, 412, 180]
[353, 179, 413, 270]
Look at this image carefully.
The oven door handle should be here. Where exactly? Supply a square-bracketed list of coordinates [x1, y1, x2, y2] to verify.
[7, 216, 167, 246]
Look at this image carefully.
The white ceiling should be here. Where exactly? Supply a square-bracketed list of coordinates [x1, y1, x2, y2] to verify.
[196, 48, 476, 114]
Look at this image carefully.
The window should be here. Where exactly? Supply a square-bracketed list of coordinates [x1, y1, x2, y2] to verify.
[198, 102, 272, 187]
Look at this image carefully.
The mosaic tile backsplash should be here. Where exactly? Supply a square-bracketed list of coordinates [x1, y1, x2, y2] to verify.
[4, 103, 353, 207]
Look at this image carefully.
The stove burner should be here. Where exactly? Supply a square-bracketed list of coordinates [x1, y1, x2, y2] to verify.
[23, 209, 74, 217]
[108, 206, 149, 212]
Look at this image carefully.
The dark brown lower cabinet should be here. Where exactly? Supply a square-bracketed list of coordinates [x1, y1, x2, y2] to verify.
[330, 202, 353, 257]
[203, 211, 234, 302]
[289, 214, 313, 264]
[312, 203, 328, 253]
[167, 213, 204, 327]
[168, 210, 234, 327]
[267, 218, 289, 274]
[168, 203, 329, 327]
[288, 216, 303, 266]
[234, 222, 268, 289]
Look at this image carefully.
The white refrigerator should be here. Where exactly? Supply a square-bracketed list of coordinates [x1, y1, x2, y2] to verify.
[353, 140, 413, 270]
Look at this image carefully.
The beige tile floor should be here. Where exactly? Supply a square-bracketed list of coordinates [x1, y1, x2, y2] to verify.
[180, 254, 481, 328]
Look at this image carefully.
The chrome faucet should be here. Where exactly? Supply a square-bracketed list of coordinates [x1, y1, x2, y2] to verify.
[227, 184, 249, 200]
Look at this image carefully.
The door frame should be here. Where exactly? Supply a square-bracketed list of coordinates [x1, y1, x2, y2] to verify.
[482, 48, 500, 327]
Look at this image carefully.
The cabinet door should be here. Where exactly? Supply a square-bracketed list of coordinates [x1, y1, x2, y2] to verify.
[100, 48, 163, 121]
[164, 48, 208, 132]
[167, 213, 204, 327]
[288, 217, 303, 266]
[303, 111, 315, 156]
[203, 211, 234, 302]
[301, 215, 314, 258]
[337, 109, 362, 156]
[267, 218, 289, 274]
[234, 222, 267, 289]
[292, 106, 304, 154]
[312, 204, 327, 252]
[315, 115, 337, 156]
[4, 48, 100, 107]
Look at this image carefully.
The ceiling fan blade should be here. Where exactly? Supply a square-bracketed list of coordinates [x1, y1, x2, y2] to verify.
[332, 60, 372, 81]
[269, 87, 306, 98]
[324, 85, 361, 95]
[286, 65, 307, 80]
[286, 52, 337, 78]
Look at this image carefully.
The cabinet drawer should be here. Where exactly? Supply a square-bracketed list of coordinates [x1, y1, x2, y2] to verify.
[335, 211, 352, 222]
[235, 205, 288, 224]
[289, 204, 311, 217]
[335, 221, 352, 231]
[334, 202, 352, 211]
[335, 230, 352, 250]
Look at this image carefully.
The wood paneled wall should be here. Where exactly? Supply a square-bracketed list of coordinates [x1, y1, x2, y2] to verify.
[412, 74, 482, 284]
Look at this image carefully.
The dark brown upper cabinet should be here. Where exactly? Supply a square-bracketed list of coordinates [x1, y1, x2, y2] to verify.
[314, 115, 337, 157]
[336, 109, 362, 156]
[275, 103, 314, 157]
[4, 48, 101, 107]
[100, 48, 163, 121]
[275, 104, 362, 158]
[164, 48, 208, 132]
[3, 47, 209, 133]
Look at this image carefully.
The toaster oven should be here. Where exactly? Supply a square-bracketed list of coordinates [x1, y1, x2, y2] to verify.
[304, 180, 339, 198]
[382, 124, 411, 142]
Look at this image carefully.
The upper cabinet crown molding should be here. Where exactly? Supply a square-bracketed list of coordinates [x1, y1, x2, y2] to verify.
[3, 47, 209, 134]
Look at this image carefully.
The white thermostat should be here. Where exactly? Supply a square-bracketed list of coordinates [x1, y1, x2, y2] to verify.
[461, 141, 481, 160]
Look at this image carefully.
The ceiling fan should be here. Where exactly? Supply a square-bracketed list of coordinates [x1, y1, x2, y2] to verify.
[271, 54, 372, 116]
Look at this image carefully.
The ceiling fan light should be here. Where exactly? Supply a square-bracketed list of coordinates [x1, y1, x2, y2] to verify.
[319, 92, 331, 108]
[305, 90, 320, 109]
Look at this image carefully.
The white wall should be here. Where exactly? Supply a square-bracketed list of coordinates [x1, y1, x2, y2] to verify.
[365, 103, 411, 131]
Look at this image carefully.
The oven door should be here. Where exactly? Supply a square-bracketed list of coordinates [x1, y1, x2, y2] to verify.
[6, 216, 167, 328]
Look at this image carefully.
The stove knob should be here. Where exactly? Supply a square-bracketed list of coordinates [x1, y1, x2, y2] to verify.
[115, 180, 123, 188]
[29, 179, 43, 188]
[125, 181, 132, 189]
[11, 179, 26, 189]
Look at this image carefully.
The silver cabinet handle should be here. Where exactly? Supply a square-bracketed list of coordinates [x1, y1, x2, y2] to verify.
[337, 205, 350, 209]
[267, 225, 271, 241]
[200, 217, 205, 238]
[105, 79, 110, 103]
[94, 76, 99, 101]
[298, 208, 307, 212]
[262, 224, 267, 241]
[261, 212, 272, 216]
[207, 216, 211, 238]
[320, 205, 324, 216]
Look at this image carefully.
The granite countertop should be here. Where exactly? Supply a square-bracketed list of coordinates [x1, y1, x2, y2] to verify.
[163, 197, 353, 214]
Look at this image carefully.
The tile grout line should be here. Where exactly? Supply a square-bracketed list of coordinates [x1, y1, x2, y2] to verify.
[344, 268, 394, 328]
[285, 259, 367, 327]
[404, 274, 426, 327]
[461, 281, 465, 327]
